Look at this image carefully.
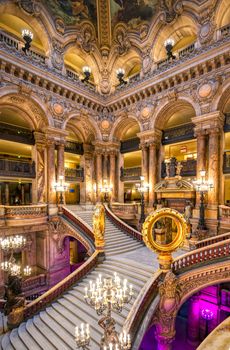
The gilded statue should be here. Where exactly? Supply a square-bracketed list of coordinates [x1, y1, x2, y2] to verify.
[93, 203, 105, 249]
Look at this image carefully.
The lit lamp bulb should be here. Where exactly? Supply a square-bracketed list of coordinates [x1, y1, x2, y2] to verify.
[23, 265, 32, 276]
[21, 29, 33, 54]
[116, 68, 127, 85]
[164, 38, 176, 60]
[82, 66, 92, 83]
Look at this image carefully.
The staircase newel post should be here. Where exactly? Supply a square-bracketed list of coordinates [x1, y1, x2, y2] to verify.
[93, 203, 105, 262]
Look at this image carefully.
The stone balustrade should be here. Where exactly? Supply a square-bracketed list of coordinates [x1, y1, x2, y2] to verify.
[172, 238, 230, 272]
[219, 205, 230, 220]
[22, 274, 47, 297]
[0, 204, 47, 226]
[110, 202, 139, 220]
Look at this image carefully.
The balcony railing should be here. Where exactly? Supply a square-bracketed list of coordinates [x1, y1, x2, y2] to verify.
[65, 167, 84, 182]
[64, 141, 84, 155]
[0, 159, 36, 178]
[120, 137, 140, 153]
[161, 158, 197, 178]
[220, 24, 230, 38]
[223, 152, 230, 173]
[0, 30, 46, 65]
[162, 123, 195, 145]
[0, 122, 34, 145]
[120, 166, 141, 181]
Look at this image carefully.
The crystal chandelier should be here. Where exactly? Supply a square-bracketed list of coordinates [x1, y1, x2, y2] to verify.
[0, 235, 27, 251]
[76, 273, 132, 350]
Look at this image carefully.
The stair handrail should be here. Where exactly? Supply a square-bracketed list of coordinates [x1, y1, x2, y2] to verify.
[23, 250, 99, 319]
[105, 204, 143, 241]
[172, 237, 230, 273]
[193, 231, 230, 249]
[124, 270, 162, 339]
[62, 206, 94, 241]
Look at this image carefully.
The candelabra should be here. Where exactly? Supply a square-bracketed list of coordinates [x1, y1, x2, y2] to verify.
[82, 66, 92, 83]
[22, 29, 33, 54]
[136, 176, 149, 225]
[76, 272, 132, 350]
[116, 68, 127, 86]
[193, 170, 213, 231]
[54, 175, 69, 205]
[164, 38, 176, 60]
[99, 179, 113, 203]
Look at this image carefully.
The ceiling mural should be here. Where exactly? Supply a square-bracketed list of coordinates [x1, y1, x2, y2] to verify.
[44, 0, 97, 29]
[110, 0, 159, 28]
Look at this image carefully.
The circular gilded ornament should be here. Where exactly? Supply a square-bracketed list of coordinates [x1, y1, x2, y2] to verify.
[142, 208, 187, 253]
[142, 107, 150, 119]
[53, 103, 64, 115]
[101, 120, 110, 130]
[198, 83, 212, 98]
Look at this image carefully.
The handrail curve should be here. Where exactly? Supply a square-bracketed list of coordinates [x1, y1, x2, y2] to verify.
[105, 204, 143, 242]
[193, 231, 230, 249]
[62, 206, 94, 241]
[24, 251, 99, 319]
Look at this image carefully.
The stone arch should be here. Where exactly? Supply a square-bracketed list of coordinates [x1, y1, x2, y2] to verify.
[151, 14, 198, 63]
[212, 79, 230, 113]
[0, 88, 51, 130]
[152, 98, 199, 130]
[109, 114, 142, 142]
[0, 2, 51, 55]
[215, 0, 230, 28]
[64, 112, 102, 143]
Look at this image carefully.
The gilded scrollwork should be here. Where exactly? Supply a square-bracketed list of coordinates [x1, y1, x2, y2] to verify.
[93, 203, 105, 249]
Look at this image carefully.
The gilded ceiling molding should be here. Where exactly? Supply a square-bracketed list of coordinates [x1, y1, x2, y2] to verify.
[96, 0, 111, 55]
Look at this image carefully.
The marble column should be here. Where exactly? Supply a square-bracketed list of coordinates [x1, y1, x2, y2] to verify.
[141, 144, 149, 202]
[33, 132, 46, 204]
[118, 153, 124, 203]
[57, 143, 65, 179]
[208, 128, 220, 208]
[110, 152, 116, 202]
[103, 154, 108, 180]
[5, 183, 9, 205]
[96, 152, 102, 201]
[47, 141, 56, 206]
[21, 184, 25, 205]
[149, 143, 157, 206]
[187, 295, 200, 347]
[196, 130, 207, 205]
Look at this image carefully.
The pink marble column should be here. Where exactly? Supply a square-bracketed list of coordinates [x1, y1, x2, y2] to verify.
[149, 143, 157, 206]
[110, 152, 116, 202]
[208, 128, 220, 208]
[47, 141, 56, 205]
[141, 144, 149, 202]
[196, 131, 207, 205]
[57, 143, 65, 179]
[96, 152, 102, 201]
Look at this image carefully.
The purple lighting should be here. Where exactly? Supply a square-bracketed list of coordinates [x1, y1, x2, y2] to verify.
[201, 308, 214, 320]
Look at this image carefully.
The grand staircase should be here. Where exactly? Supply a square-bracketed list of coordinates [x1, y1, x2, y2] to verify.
[0, 206, 154, 350]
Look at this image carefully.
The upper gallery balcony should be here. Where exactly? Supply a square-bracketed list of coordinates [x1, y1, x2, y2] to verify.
[0, 157, 36, 179]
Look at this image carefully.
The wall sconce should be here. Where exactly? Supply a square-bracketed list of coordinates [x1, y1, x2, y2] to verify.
[164, 38, 176, 60]
[82, 66, 91, 83]
[22, 29, 33, 54]
[116, 68, 127, 85]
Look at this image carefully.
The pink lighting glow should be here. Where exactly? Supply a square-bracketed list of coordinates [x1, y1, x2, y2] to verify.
[201, 308, 214, 320]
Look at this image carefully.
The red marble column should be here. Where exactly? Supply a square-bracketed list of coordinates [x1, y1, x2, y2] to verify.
[141, 144, 149, 202]
[208, 128, 220, 208]
[110, 152, 116, 202]
[47, 141, 56, 205]
[96, 152, 102, 201]
[149, 143, 157, 206]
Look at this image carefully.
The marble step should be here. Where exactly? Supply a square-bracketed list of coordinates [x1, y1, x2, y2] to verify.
[105, 239, 139, 249]
[1, 333, 14, 350]
[95, 262, 150, 282]
[26, 318, 56, 350]
[106, 258, 153, 276]
[106, 242, 141, 253]
[9, 328, 26, 350]
[18, 322, 41, 350]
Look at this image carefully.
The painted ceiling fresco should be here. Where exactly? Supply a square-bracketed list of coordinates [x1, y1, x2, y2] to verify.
[110, 0, 159, 28]
[44, 0, 97, 28]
